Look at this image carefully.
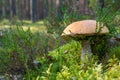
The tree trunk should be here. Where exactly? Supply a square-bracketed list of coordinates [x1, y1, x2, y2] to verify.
[12, 0, 16, 15]
[25, 0, 30, 19]
[99, 0, 104, 9]
[9, 0, 16, 17]
[21, 0, 27, 19]
[15, 0, 20, 18]
[57, 0, 63, 17]
[2, 0, 6, 17]
[9, 0, 13, 17]
[30, 0, 37, 22]
[56, 0, 59, 15]
[38, 0, 44, 19]
[44, 0, 49, 17]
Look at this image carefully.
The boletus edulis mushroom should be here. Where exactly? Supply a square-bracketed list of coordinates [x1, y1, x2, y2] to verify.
[61, 20, 109, 61]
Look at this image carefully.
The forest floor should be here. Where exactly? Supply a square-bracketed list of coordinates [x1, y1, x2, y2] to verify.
[0, 19, 120, 79]
[0, 19, 47, 33]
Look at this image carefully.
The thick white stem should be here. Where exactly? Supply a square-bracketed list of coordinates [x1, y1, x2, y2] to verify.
[81, 40, 92, 61]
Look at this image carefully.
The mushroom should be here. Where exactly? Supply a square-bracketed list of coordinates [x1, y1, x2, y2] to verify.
[61, 20, 109, 61]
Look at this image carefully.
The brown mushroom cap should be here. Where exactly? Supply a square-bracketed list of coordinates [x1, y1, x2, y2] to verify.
[61, 20, 109, 40]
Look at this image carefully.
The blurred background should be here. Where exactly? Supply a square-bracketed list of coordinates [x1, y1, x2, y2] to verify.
[0, 0, 106, 22]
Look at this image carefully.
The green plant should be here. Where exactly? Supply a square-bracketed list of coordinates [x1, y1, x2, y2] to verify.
[46, 41, 120, 80]
[109, 46, 120, 59]
[0, 26, 34, 74]
[0, 25, 58, 75]
[89, 3, 120, 60]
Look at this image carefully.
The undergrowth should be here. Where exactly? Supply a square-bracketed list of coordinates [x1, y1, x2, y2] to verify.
[0, 1, 120, 80]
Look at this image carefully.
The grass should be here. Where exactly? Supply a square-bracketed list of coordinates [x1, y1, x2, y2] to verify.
[0, 19, 47, 33]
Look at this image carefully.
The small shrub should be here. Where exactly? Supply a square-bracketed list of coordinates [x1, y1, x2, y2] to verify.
[0, 25, 62, 76]
[109, 46, 120, 59]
